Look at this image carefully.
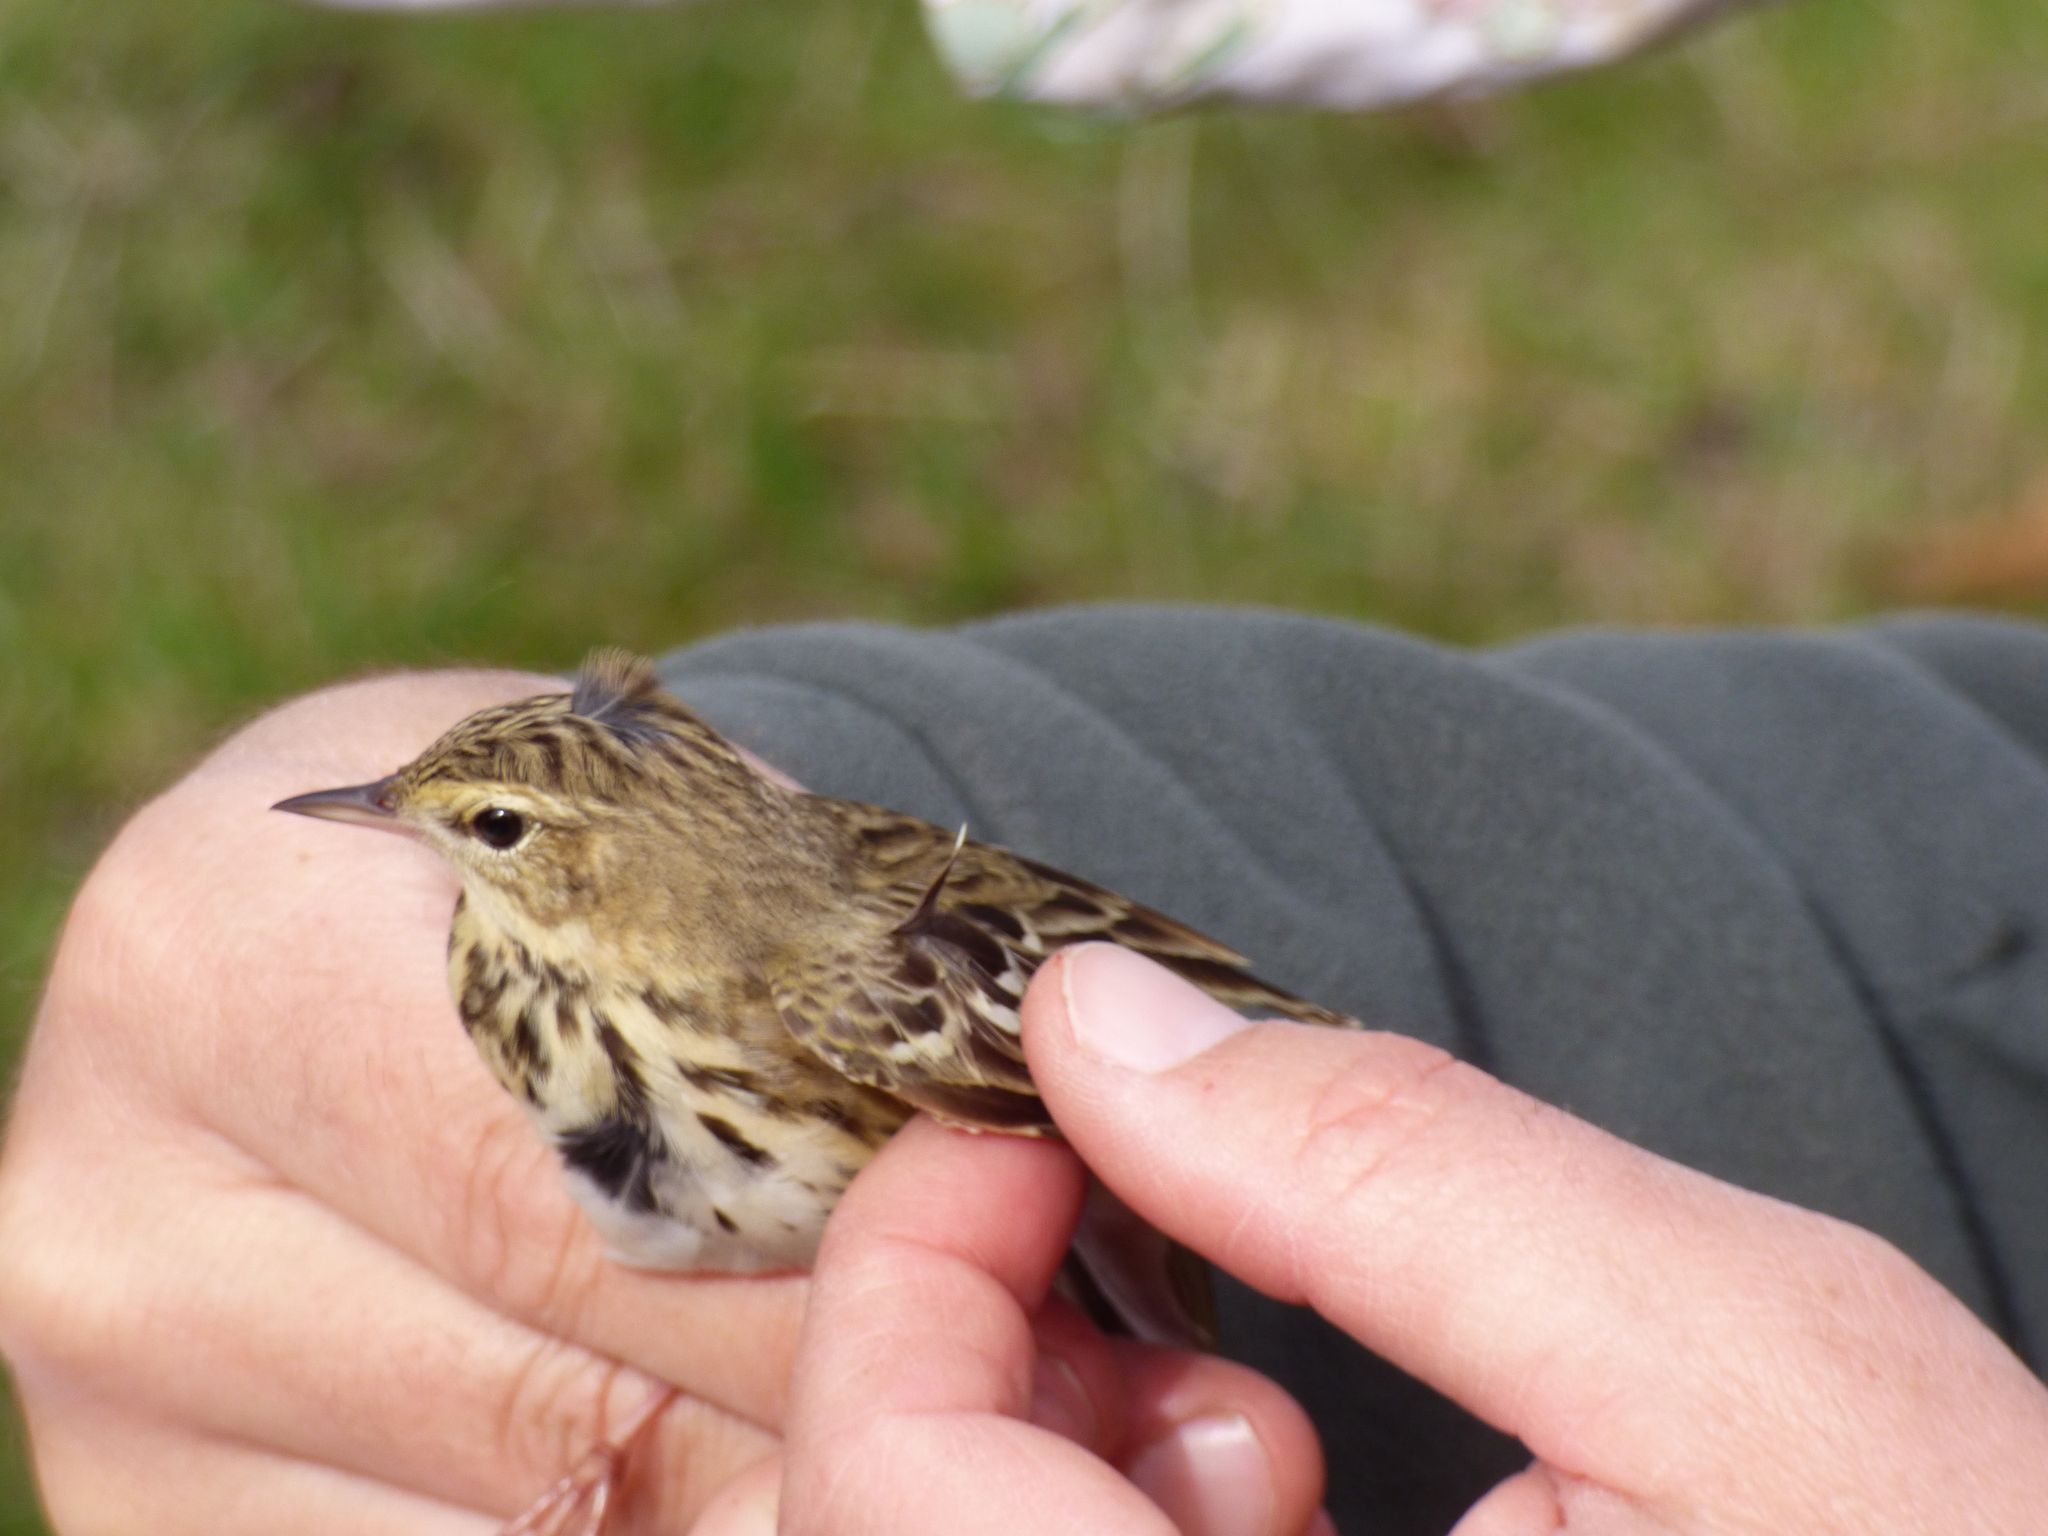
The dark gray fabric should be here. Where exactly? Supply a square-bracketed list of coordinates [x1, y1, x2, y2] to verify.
[660, 606, 2048, 1532]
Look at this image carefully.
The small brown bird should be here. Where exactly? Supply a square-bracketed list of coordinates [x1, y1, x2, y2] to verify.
[276, 649, 1350, 1533]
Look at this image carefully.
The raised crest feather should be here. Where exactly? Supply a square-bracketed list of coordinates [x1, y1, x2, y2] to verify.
[569, 648, 665, 738]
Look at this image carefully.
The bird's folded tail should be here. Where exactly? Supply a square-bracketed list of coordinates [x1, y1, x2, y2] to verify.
[1062, 1178, 1218, 1350]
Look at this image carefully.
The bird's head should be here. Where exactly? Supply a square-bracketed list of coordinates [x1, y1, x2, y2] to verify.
[274, 650, 801, 947]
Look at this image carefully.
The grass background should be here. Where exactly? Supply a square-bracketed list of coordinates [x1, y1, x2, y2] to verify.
[3, 0, 2046, 1524]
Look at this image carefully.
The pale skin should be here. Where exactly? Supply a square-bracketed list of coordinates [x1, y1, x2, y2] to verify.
[3, 678, 2047, 1534]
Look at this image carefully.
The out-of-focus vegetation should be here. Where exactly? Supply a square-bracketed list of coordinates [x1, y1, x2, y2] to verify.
[3, 0, 2045, 1522]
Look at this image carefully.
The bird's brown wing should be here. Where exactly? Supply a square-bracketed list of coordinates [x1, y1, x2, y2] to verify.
[764, 806, 1353, 1137]
[767, 805, 1357, 1349]
[992, 847, 1357, 1031]
[763, 831, 1052, 1135]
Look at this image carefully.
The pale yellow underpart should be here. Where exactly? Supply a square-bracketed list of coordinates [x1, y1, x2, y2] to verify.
[458, 929, 874, 1273]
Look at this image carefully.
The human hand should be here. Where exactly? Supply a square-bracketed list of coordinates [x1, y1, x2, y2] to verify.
[0, 677, 1319, 1535]
[0, 672, 802, 1532]
[714, 943, 2048, 1535]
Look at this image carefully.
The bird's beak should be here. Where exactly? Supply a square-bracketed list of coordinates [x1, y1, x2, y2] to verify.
[271, 777, 403, 832]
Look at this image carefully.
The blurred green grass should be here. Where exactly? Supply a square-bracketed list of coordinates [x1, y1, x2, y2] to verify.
[3, 0, 2046, 1524]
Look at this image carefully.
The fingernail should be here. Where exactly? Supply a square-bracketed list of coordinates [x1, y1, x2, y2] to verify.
[1028, 1354, 1097, 1446]
[1061, 945, 1253, 1073]
[1124, 1412, 1275, 1536]
[1306, 1512, 1340, 1536]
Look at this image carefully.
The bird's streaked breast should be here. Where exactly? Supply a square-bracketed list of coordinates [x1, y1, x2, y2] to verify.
[448, 899, 905, 1270]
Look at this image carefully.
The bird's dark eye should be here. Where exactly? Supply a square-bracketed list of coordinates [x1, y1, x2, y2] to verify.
[471, 807, 527, 850]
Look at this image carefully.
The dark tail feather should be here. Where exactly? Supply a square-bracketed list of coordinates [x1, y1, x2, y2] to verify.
[1062, 1179, 1217, 1349]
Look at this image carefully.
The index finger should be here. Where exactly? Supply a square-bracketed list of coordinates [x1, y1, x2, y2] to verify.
[1021, 946, 1934, 1480]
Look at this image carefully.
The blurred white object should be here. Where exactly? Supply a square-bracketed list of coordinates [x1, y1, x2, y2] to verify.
[925, 0, 1753, 107]
[314, 0, 1753, 109]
